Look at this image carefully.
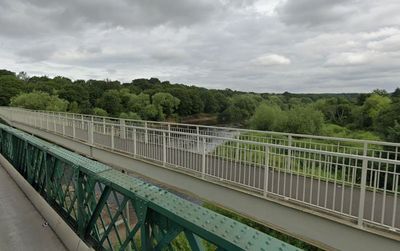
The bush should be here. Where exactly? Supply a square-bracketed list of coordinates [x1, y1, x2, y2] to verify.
[10, 92, 69, 111]
[286, 106, 324, 134]
[250, 103, 287, 131]
[93, 107, 108, 116]
[250, 104, 324, 135]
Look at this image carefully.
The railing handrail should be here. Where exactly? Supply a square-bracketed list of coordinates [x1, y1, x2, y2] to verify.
[4, 106, 400, 148]
[4, 107, 400, 164]
[58, 117, 400, 166]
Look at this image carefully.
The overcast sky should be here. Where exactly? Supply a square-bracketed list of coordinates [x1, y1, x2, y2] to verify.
[1, 0, 400, 93]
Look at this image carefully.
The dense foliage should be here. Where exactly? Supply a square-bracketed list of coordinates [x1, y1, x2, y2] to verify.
[1, 69, 400, 142]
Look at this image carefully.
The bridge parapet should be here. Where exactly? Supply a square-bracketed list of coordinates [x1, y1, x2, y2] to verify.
[1, 107, 399, 234]
[0, 123, 300, 251]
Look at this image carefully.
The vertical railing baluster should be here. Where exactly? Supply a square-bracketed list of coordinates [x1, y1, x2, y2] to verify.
[163, 132, 166, 166]
[287, 135, 292, 171]
[103, 117, 106, 134]
[72, 118, 76, 139]
[120, 119, 126, 139]
[144, 122, 148, 144]
[264, 145, 270, 196]
[358, 142, 369, 226]
[111, 125, 115, 150]
[88, 121, 94, 145]
[196, 126, 200, 153]
[202, 137, 206, 179]
[133, 128, 137, 156]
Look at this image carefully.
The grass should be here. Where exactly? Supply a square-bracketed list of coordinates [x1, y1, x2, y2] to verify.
[212, 131, 398, 191]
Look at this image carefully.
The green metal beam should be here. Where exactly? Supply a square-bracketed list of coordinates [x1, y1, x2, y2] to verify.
[0, 123, 301, 251]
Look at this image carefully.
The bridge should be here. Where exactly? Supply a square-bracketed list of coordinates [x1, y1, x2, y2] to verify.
[0, 115, 299, 251]
[0, 107, 399, 250]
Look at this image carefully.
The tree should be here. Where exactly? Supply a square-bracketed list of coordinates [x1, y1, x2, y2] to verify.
[250, 104, 287, 131]
[386, 121, 400, 142]
[140, 104, 160, 120]
[58, 84, 89, 105]
[127, 93, 151, 112]
[218, 105, 242, 124]
[68, 101, 80, 113]
[376, 101, 400, 141]
[286, 106, 324, 134]
[10, 92, 69, 111]
[0, 69, 16, 76]
[392, 87, 400, 102]
[315, 98, 352, 126]
[96, 90, 123, 116]
[17, 71, 29, 81]
[220, 94, 261, 123]
[372, 89, 389, 96]
[0, 75, 24, 105]
[358, 94, 391, 128]
[169, 88, 204, 116]
[152, 92, 180, 117]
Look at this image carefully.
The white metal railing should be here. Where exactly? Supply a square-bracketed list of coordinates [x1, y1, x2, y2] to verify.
[0, 107, 399, 232]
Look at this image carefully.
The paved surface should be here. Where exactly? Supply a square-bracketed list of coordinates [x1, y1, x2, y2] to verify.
[0, 165, 66, 251]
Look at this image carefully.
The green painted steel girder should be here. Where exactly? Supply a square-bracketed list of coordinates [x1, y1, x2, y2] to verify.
[0, 123, 301, 251]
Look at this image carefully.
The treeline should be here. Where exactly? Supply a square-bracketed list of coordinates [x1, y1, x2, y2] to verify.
[1, 69, 400, 142]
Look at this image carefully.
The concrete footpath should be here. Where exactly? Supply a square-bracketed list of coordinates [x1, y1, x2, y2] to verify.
[0, 165, 67, 251]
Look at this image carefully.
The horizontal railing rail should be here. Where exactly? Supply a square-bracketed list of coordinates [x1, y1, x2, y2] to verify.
[5, 107, 400, 150]
[0, 107, 399, 233]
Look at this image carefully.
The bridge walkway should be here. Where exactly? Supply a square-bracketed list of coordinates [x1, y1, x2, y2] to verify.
[0, 165, 66, 251]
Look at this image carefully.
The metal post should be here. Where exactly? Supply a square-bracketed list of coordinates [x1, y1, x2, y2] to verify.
[144, 122, 148, 144]
[103, 117, 106, 134]
[133, 128, 137, 156]
[167, 124, 171, 146]
[72, 119, 76, 139]
[235, 141, 240, 162]
[62, 117, 66, 136]
[358, 142, 369, 226]
[163, 132, 166, 166]
[81, 115, 84, 128]
[202, 137, 206, 179]
[88, 121, 94, 145]
[46, 113, 49, 131]
[53, 113, 56, 132]
[264, 146, 270, 196]
[120, 119, 126, 139]
[72, 113, 75, 131]
[111, 125, 115, 150]
[196, 126, 200, 152]
[287, 135, 292, 170]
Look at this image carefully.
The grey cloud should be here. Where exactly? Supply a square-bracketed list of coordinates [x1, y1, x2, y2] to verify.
[1, 0, 400, 93]
[16, 44, 58, 62]
[0, 0, 221, 39]
[26, 0, 219, 29]
[276, 0, 356, 27]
